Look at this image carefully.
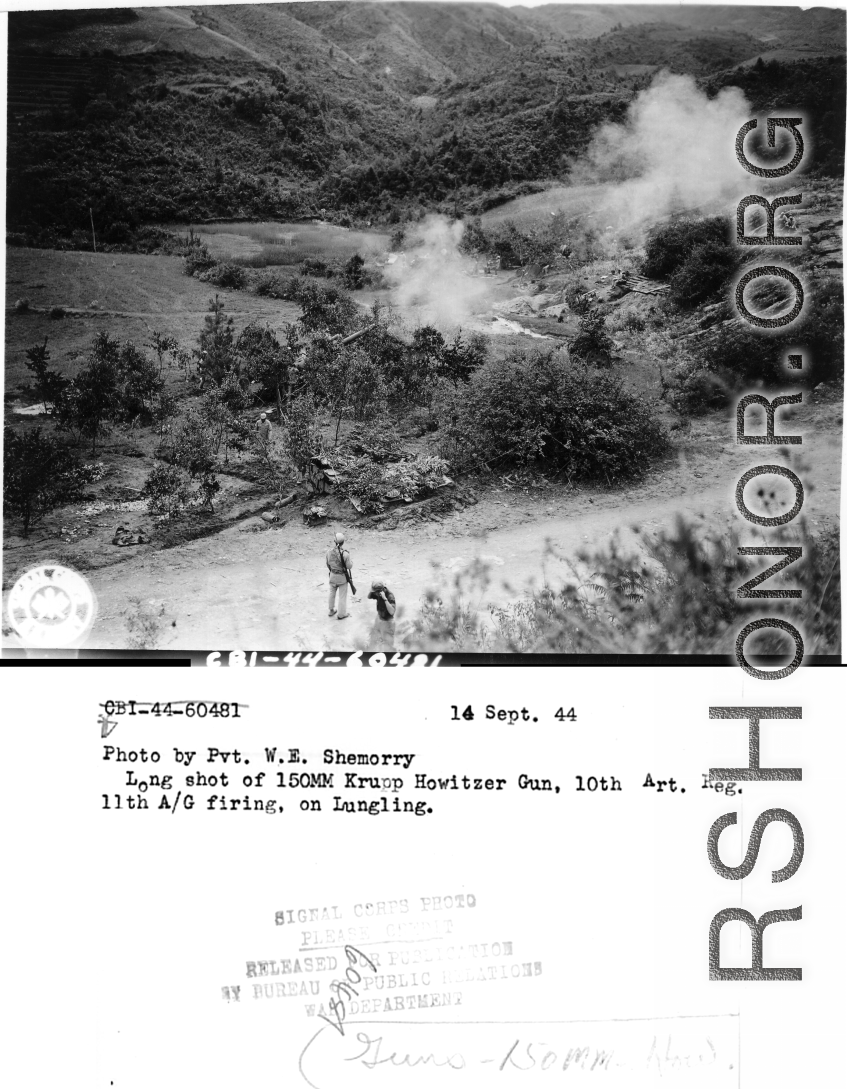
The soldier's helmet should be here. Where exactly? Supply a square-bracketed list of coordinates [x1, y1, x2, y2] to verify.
[335, 532, 345, 545]
[260, 413, 267, 420]
[371, 579, 385, 591]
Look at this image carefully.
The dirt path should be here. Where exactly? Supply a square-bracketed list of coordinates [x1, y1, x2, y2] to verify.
[73, 427, 841, 653]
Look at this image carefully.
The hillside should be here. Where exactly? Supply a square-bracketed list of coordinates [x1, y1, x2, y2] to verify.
[6, 4, 846, 242]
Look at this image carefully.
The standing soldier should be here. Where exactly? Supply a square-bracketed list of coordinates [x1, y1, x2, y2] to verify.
[367, 579, 396, 650]
[256, 412, 271, 447]
[326, 532, 353, 620]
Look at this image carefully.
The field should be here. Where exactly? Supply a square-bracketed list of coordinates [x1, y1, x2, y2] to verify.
[4, 247, 301, 392]
[192, 221, 391, 268]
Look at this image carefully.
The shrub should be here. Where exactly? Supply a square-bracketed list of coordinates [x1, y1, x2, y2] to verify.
[668, 241, 739, 309]
[197, 295, 236, 386]
[568, 308, 615, 365]
[142, 462, 192, 518]
[123, 597, 167, 650]
[294, 280, 359, 335]
[237, 321, 294, 405]
[3, 426, 84, 536]
[49, 306, 66, 320]
[282, 392, 324, 472]
[642, 217, 731, 280]
[57, 332, 124, 453]
[702, 279, 844, 391]
[659, 359, 729, 417]
[254, 271, 285, 298]
[341, 253, 366, 289]
[119, 340, 163, 420]
[440, 329, 488, 383]
[199, 262, 246, 289]
[14, 297, 30, 313]
[564, 280, 593, 316]
[183, 241, 216, 277]
[166, 410, 220, 510]
[433, 348, 668, 483]
[301, 256, 332, 278]
[621, 310, 646, 333]
[406, 518, 839, 657]
[23, 338, 68, 413]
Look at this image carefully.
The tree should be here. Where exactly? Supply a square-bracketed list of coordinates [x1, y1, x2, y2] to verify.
[119, 340, 163, 420]
[148, 331, 178, 378]
[168, 410, 221, 510]
[237, 321, 297, 410]
[59, 332, 124, 454]
[568, 308, 615, 366]
[23, 338, 67, 414]
[142, 462, 192, 518]
[197, 295, 236, 386]
[282, 392, 323, 472]
[200, 372, 253, 463]
[3, 426, 84, 536]
[342, 252, 366, 289]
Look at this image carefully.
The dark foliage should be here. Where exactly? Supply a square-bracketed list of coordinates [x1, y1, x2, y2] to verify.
[701, 279, 844, 391]
[706, 56, 846, 177]
[23, 338, 68, 412]
[435, 348, 668, 483]
[641, 217, 731, 280]
[668, 241, 740, 309]
[568, 308, 615, 365]
[3, 426, 84, 536]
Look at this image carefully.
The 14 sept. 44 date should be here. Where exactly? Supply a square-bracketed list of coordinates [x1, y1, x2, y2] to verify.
[450, 705, 576, 724]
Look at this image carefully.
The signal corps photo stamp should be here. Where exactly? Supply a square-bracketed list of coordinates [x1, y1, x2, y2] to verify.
[5, 562, 96, 647]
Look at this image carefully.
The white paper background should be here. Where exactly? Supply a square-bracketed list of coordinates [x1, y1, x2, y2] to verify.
[3, 666, 844, 1089]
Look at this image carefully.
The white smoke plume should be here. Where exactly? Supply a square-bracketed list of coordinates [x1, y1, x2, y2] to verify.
[383, 215, 490, 329]
[568, 72, 753, 242]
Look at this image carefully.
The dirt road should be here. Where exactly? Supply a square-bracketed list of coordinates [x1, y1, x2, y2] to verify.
[73, 423, 841, 652]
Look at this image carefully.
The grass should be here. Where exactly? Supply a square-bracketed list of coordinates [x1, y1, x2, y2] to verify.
[3, 247, 300, 394]
[193, 221, 391, 268]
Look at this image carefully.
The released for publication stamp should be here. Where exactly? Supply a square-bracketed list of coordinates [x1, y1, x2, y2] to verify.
[6, 563, 96, 648]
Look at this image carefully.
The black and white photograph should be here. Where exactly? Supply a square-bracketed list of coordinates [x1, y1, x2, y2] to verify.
[2, 1, 844, 660]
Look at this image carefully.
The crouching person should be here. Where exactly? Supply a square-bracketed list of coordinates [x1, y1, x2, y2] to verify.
[368, 579, 396, 650]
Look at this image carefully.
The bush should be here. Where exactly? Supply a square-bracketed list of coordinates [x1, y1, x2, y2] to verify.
[294, 280, 359, 335]
[434, 348, 668, 483]
[142, 462, 192, 518]
[702, 279, 844, 392]
[23, 338, 68, 413]
[642, 217, 731, 280]
[282, 392, 324, 472]
[57, 332, 124, 453]
[254, 271, 286, 298]
[564, 280, 593, 316]
[568, 308, 615, 365]
[407, 518, 839, 657]
[183, 241, 216, 277]
[440, 329, 488, 383]
[301, 256, 332, 278]
[3, 426, 84, 536]
[14, 297, 30, 313]
[197, 295, 237, 386]
[199, 262, 246, 289]
[660, 358, 729, 417]
[166, 410, 221, 510]
[50, 306, 66, 320]
[668, 241, 739, 309]
[341, 253, 366, 289]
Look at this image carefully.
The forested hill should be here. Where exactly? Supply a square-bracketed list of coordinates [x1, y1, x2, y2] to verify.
[7, 4, 846, 245]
